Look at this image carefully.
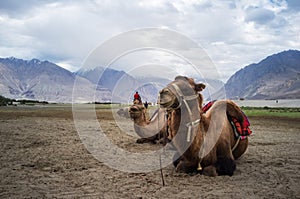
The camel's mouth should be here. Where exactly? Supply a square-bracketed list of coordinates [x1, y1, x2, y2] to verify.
[159, 98, 174, 108]
[129, 106, 140, 112]
[129, 105, 144, 112]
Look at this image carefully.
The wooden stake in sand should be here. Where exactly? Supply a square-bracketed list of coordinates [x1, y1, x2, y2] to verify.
[158, 111, 169, 187]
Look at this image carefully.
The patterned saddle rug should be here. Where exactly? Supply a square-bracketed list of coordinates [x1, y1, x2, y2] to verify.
[202, 101, 252, 139]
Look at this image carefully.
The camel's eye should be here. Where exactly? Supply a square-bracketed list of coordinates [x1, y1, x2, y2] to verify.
[159, 89, 166, 94]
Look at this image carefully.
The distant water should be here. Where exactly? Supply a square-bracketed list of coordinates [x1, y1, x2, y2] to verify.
[232, 99, 300, 108]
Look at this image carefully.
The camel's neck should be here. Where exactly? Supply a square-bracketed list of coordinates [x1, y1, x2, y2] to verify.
[133, 108, 165, 138]
[182, 99, 201, 125]
[172, 98, 202, 157]
[133, 113, 147, 126]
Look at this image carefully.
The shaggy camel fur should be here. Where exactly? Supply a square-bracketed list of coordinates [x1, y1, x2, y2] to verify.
[159, 76, 248, 176]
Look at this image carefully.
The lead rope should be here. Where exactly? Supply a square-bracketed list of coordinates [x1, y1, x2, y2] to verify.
[197, 126, 205, 171]
[231, 136, 240, 151]
[158, 108, 165, 186]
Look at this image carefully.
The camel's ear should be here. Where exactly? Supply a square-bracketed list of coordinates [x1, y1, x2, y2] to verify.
[195, 83, 206, 92]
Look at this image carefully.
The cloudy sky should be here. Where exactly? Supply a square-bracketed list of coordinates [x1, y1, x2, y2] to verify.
[0, 0, 299, 81]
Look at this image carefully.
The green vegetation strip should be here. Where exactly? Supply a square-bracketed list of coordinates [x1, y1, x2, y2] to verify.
[241, 107, 300, 118]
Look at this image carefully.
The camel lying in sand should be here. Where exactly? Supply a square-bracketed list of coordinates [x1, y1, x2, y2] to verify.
[159, 76, 249, 176]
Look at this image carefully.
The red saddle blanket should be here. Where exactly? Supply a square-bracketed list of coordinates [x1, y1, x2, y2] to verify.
[202, 101, 252, 137]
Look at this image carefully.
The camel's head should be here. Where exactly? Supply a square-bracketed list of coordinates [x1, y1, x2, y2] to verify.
[129, 104, 145, 119]
[159, 76, 205, 109]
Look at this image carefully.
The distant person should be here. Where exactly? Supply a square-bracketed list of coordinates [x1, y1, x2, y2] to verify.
[144, 101, 149, 109]
[133, 91, 141, 103]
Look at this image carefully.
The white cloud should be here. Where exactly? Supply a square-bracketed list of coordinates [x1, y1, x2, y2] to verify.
[0, 0, 299, 81]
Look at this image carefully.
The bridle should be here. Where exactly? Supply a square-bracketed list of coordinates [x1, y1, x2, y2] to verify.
[165, 81, 204, 171]
[163, 81, 204, 171]
[166, 82, 201, 143]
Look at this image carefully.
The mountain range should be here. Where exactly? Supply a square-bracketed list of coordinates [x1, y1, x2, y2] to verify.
[225, 50, 300, 99]
[0, 49, 299, 103]
[0, 57, 111, 103]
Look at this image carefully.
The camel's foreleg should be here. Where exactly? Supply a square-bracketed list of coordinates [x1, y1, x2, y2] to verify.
[176, 161, 198, 173]
[175, 156, 200, 174]
[214, 157, 236, 176]
[136, 137, 157, 144]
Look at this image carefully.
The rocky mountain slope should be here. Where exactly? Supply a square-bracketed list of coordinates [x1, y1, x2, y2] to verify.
[225, 50, 300, 99]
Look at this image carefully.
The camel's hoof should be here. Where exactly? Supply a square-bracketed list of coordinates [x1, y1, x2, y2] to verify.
[136, 138, 147, 144]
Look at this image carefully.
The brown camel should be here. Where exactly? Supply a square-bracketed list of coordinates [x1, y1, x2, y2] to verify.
[129, 104, 168, 144]
[159, 76, 249, 176]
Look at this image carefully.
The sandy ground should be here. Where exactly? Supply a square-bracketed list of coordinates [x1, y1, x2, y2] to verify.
[0, 106, 299, 198]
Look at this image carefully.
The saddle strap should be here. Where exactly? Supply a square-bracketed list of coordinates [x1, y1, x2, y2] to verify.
[230, 120, 241, 152]
[231, 136, 240, 151]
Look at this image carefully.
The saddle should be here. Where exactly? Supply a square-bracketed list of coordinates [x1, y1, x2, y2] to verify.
[202, 101, 252, 139]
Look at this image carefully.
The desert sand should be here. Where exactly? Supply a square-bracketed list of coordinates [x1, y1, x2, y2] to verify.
[0, 105, 299, 198]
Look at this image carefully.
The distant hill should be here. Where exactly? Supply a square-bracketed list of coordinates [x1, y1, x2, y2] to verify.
[76, 67, 162, 103]
[0, 57, 111, 103]
[76, 68, 225, 103]
[225, 50, 300, 99]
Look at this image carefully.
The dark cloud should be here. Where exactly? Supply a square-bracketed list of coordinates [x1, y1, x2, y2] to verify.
[0, 0, 57, 17]
[286, 0, 300, 12]
[245, 7, 275, 24]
